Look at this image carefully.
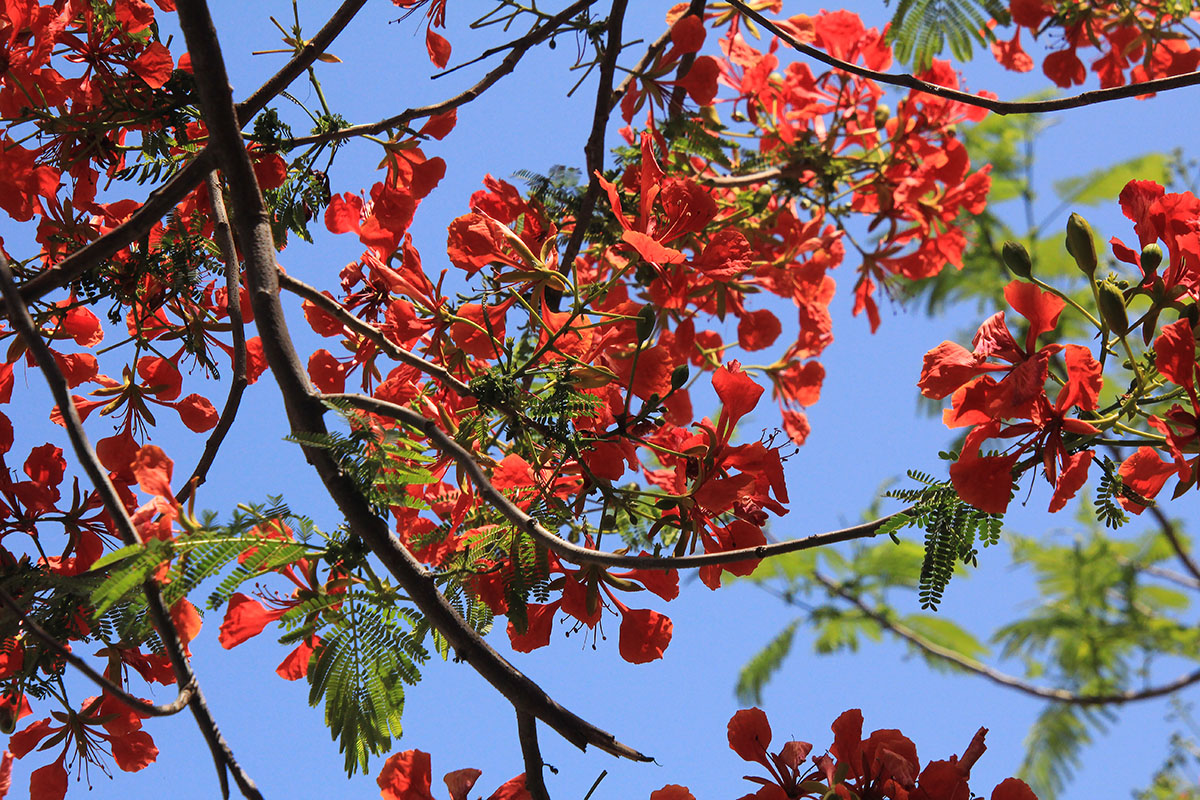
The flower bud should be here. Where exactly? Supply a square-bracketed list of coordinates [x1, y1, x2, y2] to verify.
[671, 363, 689, 391]
[1097, 280, 1129, 336]
[1065, 213, 1098, 278]
[635, 305, 656, 343]
[1001, 240, 1033, 280]
[1141, 242, 1163, 276]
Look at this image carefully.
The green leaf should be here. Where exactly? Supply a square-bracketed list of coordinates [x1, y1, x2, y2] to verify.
[899, 613, 989, 661]
[735, 619, 799, 705]
[885, 0, 1009, 70]
[88, 542, 148, 572]
[1053, 153, 1172, 207]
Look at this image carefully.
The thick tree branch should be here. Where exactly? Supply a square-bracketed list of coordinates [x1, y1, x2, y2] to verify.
[330, 393, 908, 570]
[177, 172, 249, 504]
[285, 0, 599, 148]
[0, 589, 195, 718]
[813, 571, 1200, 705]
[0, 252, 263, 800]
[177, 0, 649, 763]
[727, 0, 1200, 115]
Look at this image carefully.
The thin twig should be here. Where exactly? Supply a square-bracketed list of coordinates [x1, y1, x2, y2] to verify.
[554, 0, 630, 310]
[1149, 505, 1200, 585]
[329, 392, 907, 570]
[813, 570, 1200, 704]
[0, 252, 263, 800]
[177, 172, 249, 504]
[278, 272, 567, 444]
[237, 0, 369, 120]
[0, 589, 195, 717]
[284, 0, 599, 148]
[12, 0, 368, 311]
[611, 29, 671, 105]
[277, 271, 470, 395]
[178, 0, 649, 763]
[517, 710, 552, 800]
[727, 0, 1200, 116]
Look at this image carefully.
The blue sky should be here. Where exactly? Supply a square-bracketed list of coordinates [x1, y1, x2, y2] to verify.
[4, 1, 1200, 798]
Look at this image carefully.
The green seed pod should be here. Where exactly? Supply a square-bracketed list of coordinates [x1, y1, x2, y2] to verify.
[1141, 242, 1164, 276]
[1065, 213, 1098, 278]
[1001, 240, 1033, 280]
[1097, 280, 1129, 336]
[873, 104, 891, 129]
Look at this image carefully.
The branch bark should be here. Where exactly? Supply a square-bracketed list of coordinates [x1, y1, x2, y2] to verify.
[329, 392, 909, 570]
[813, 570, 1200, 705]
[0, 589, 195, 718]
[176, 0, 649, 763]
[727, 0, 1200, 116]
[0, 252, 263, 800]
[176, 172, 249, 504]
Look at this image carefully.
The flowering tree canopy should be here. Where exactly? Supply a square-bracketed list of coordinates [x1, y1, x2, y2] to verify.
[1, 0, 1200, 798]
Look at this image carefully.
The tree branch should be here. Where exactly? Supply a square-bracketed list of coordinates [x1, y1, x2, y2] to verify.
[0, 589, 195, 718]
[12, 0, 368, 310]
[236, 0, 369, 120]
[813, 570, 1200, 705]
[1148, 505, 1200, 586]
[726, 0, 1200, 115]
[177, 172, 249, 504]
[0, 251, 263, 799]
[329, 392, 907, 570]
[177, 0, 649, 763]
[276, 271, 471, 395]
[517, 710, 552, 800]
[284, 0, 600, 148]
[554, 0, 630, 308]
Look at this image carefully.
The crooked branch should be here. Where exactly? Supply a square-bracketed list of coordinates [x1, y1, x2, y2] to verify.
[330, 393, 907, 570]
[276, 272, 471, 395]
[813, 570, 1200, 705]
[517, 711, 552, 800]
[0, 589, 195, 718]
[285, 0, 599, 148]
[177, 0, 649, 763]
[0, 252, 263, 800]
[726, 0, 1200, 115]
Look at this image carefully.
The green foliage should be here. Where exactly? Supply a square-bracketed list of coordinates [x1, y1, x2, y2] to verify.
[735, 619, 800, 705]
[884, 0, 1009, 70]
[286, 399, 437, 515]
[1018, 704, 1111, 799]
[1094, 456, 1131, 529]
[661, 114, 735, 169]
[1053, 153, 1174, 207]
[886, 470, 1004, 609]
[83, 496, 442, 778]
[306, 585, 427, 775]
